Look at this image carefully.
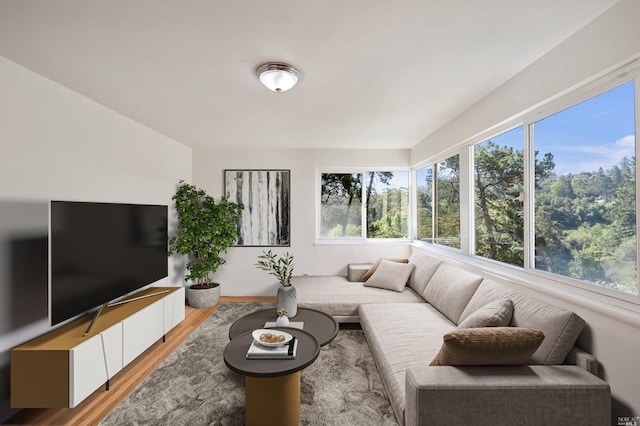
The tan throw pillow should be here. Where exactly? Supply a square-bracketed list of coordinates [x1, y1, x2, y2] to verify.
[457, 299, 514, 328]
[361, 257, 409, 281]
[429, 327, 545, 366]
[362, 260, 414, 292]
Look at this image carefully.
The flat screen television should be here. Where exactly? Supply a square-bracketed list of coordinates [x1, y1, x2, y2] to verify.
[49, 201, 168, 326]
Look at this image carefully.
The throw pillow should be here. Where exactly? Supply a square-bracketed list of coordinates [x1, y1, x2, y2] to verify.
[363, 260, 414, 292]
[457, 299, 514, 328]
[429, 327, 545, 366]
[361, 257, 409, 281]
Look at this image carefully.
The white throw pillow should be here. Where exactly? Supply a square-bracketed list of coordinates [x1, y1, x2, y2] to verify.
[361, 257, 409, 281]
[363, 259, 414, 292]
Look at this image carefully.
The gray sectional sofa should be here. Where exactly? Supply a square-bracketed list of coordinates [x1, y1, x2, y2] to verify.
[294, 247, 611, 426]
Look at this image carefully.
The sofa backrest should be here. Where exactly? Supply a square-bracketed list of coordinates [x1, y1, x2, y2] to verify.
[407, 249, 442, 295]
[459, 279, 585, 365]
[422, 263, 484, 324]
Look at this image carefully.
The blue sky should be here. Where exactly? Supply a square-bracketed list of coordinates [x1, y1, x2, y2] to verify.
[536, 80, 635, 175]
[486, 80, 636, 175]
[371, 171, 409, 192]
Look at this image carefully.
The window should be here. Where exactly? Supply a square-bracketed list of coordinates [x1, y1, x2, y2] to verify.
[415, 154, 460, 247]
[533, 81, 637, 295]
[474, 127, 524, 266]
[416, 165, 433, 241]
[435, 155, 460, 248]
[320, 171, 409, 239]
[320, 173, 362, 237]
[413, 66, 639, 300]
[365, 171, 409, 238]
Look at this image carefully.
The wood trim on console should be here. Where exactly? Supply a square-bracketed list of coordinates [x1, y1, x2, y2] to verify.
[7, 296, 275, 425]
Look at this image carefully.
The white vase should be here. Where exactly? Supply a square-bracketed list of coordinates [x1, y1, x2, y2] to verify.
[276, 314, 290, 327]
[276, 285, 297, 317]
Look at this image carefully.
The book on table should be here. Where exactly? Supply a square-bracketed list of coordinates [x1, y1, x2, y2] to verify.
[246, 337, 298, 359]
[264, 321, 304, 330]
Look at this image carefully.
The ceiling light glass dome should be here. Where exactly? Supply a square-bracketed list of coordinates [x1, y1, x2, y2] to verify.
[257, 63, 301, 93]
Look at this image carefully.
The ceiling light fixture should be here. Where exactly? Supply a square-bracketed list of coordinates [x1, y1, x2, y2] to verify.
[257, 62, 301, 93]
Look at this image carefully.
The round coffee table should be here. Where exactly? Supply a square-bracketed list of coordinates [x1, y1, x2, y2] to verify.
[228, 307, 339, 347]
[224, 328, 320, 426]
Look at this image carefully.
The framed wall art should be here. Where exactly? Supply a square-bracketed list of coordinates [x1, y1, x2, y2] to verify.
[224, 169, 290, 247]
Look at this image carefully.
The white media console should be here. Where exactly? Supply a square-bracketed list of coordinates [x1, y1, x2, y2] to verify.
[11, 286, 185, 408]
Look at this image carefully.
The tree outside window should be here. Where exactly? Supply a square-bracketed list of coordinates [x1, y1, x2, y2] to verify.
[415, 155, 460, 248]
[416, 166, 433, 242]
[533, 81, 637, 295]
[366, 171, 409, 238]
[435, 155, 460, 248]
[320, 171, 409, 239]
[474, 127, 525, 266]
[320, 173, 362, 237]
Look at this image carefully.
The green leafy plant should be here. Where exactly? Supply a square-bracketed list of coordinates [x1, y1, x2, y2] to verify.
[255, 250, 295, 287]
[168, 180, 243, 287]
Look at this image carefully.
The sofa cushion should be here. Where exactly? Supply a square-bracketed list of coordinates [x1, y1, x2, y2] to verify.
[361, 257, 409, 281]
[363, 260, 414, 292]
[457, 299, 514, 328]
[429, 327, 545, 366]
[360, 303, 456, 425]
[293, 275, 424, 320]
[407, 249, 442, 295]
[458, 280, 585, 365]
[422, 263, 483, 323]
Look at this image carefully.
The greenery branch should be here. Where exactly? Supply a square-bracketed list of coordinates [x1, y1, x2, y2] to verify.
[255, 250, 294, 287]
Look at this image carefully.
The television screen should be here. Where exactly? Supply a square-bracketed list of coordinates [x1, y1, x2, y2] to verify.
[49, 201, 168, 326]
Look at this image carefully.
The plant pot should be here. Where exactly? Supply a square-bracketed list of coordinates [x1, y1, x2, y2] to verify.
[187, 283, 220, 309]
[276, 285, 297, 317]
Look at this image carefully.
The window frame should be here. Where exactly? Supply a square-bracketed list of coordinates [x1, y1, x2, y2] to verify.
[316, 167, 412, 242]
[414, 163, 434, 243]
[412, 57, 640, 305]
[414, 155, 463, 250]
[471, 125, 526, 267]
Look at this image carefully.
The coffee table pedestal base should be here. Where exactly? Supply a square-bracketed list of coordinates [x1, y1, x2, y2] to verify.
[245, 372, 300, 426]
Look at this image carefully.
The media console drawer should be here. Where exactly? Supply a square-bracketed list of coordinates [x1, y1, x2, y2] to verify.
[71, 323, 123, 407]
[122, 301, 165, 366]
[11, 286, 185, 408]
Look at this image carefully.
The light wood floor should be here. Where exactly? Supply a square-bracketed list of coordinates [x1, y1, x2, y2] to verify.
[6, 296, 275, 426]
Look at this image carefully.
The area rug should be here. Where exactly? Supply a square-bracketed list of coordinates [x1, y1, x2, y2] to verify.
[100, 302, 398, 425]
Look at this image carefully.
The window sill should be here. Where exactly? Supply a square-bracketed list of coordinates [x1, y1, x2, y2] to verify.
[314, 238, 413, 245]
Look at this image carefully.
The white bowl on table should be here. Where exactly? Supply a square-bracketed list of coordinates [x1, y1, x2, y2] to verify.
[252, 329, 293, 347]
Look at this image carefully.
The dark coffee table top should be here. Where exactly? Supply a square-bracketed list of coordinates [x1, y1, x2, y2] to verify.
[224, 328, 320, 378]
[228, 307, 339, 347]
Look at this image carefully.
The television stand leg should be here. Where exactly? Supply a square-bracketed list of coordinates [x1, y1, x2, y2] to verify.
[83, 303, 107, 336]
[105, 379, 110, 391]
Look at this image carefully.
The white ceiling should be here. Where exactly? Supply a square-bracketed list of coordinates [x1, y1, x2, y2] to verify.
[0, 1, 620, 150]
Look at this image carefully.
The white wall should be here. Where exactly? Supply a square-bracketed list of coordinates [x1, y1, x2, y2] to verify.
[411, 0, 640, 421]
[0, 56, 192, 422]
[192, 147, 412, 296]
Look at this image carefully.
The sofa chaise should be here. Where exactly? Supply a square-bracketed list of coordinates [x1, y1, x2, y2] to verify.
[294, 247, 611, 426]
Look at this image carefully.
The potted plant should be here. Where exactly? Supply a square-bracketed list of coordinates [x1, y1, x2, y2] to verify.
[168, 180, 243, 308]
[256, 250, 297, 317]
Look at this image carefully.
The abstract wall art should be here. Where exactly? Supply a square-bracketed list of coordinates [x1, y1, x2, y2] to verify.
[224, 169, 290, 246]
